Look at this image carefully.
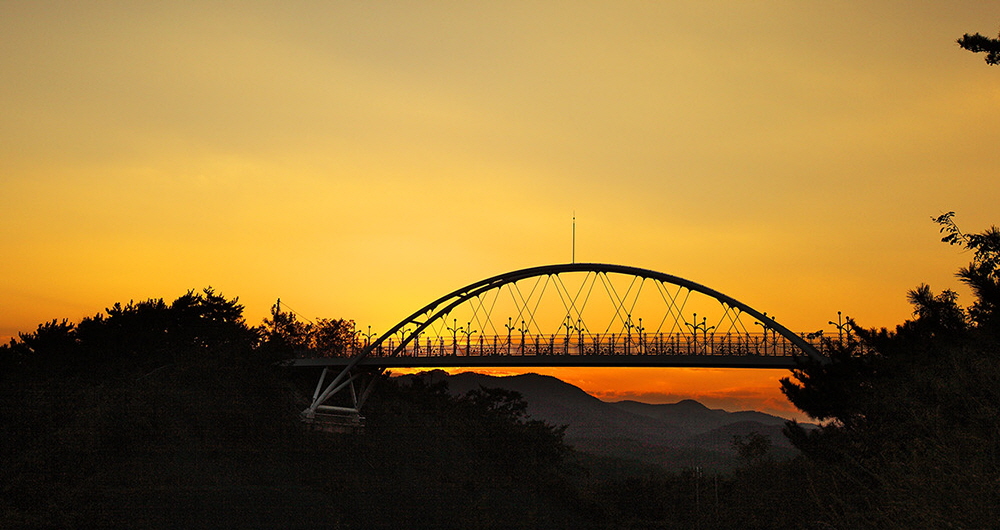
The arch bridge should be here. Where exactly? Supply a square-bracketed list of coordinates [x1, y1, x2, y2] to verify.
[293, 263, 830, 429]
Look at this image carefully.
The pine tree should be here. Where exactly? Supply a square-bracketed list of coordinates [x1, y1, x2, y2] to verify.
[780, 214, 1000, 527]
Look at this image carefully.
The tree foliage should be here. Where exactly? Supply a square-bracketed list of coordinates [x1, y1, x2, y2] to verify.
[779, 214, 1000, 528]
[0, 288, 591, 528]
[935, 211, 1000, 332]
[732, 431, 772, 462]
[1, 287, 258, 379]
[958, 30, 1000, 65]
[259, 301, 358, 358]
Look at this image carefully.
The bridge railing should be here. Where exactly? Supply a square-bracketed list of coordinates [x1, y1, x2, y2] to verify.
[355, 332, 822, 358]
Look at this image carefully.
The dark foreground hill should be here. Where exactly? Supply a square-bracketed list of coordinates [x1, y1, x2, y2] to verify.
[396, 371, 804, 470]
[0, 290, 816, 528]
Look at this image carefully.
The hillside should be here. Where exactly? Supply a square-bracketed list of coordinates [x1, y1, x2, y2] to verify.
[396, 371, 805, 470]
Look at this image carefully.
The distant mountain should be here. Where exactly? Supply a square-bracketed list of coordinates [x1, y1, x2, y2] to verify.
[396, 370, 809, 470]
[609, 399, 789, 435]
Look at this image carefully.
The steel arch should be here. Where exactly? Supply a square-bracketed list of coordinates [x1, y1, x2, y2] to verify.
[302, 263, 827, 422]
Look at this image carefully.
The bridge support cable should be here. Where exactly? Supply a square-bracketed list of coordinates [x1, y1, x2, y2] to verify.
[298, 263, 830, 424]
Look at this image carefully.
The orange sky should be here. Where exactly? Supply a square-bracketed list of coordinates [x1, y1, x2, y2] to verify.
[2, 2, 998, 419]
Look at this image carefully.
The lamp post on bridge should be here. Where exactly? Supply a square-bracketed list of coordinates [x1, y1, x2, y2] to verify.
[447, 319, 463, 356]
[359, 325, 377, 353]
[686, 313, 715, 354]
[635, 317, 646, 355]
[753, 319, 766, 355]
[829, 311, 851, 344]
[395, 327, 411, 356]
[518, 320, 530, 355]
[504, 317, 515, 356]
[702, 317, 716, 354]
[625, 314, 635, 355]
[562, 317, 574, 354]
[773, 316, 780, 354]
[754, 313, 778, 355]
[462, 321, 477, 356]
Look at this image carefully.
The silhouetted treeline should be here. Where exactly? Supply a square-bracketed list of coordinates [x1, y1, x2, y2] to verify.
[0, 289, 309, 527]
[0, 284, 810, 528]
[0, 288, 591, 528]
[1, 288, 264, 380]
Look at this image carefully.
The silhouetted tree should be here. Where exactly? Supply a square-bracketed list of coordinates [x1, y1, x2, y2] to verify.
[936, 211, 1000, 333]
[310, 318, 358, 356]
[732, 432, 771, 462]
[260, 301, 311, 352]
[3, 318, 78, 373]
[260, 302, 358, 358]
[353, 377, 583, 529]
[780, 214, 1000, 528]
[49, 288, 259, 377]
[958, 29, 1000, 65]
[459, 385, 570, 466]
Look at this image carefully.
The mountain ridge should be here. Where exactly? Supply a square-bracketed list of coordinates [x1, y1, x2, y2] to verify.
[395, 370, 807, 470]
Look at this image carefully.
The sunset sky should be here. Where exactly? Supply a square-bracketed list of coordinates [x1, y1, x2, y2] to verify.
[2, 2, 998, 419]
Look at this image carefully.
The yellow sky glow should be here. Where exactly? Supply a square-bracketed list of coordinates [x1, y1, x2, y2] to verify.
[3, 2, 998, 418]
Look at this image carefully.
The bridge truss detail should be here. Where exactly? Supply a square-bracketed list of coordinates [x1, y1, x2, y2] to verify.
[297, 263, 828, 429]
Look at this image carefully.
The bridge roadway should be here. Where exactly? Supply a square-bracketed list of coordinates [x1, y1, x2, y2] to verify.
[290, 353, 803, 369]
[288, 331, 813, 369]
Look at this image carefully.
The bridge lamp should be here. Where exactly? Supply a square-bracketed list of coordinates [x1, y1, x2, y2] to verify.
[562, 317, 574, 354]
[753, 313, 778, 354]
[395, 327, 411, 355]
[360, 325, 377, 348]
[447, 319, 464, 356]
[829, 311, 850, 343]
[574, 318, 587, 355]
[625, 314, 635, 354]
[504, 317, 515, 355]
[462, 321, 477, 355]
[770, 316, 778, 351]
[685, 313, 699, 351]
[701, 318, 716, 353]
[517, 320, 530, 355]
[753, 319, 767, 354]
[635, 317, 645, 354]
[686, 314, 715, 354]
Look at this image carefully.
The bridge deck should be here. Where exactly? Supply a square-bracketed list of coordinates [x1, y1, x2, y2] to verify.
[289, 354, 803, 369]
